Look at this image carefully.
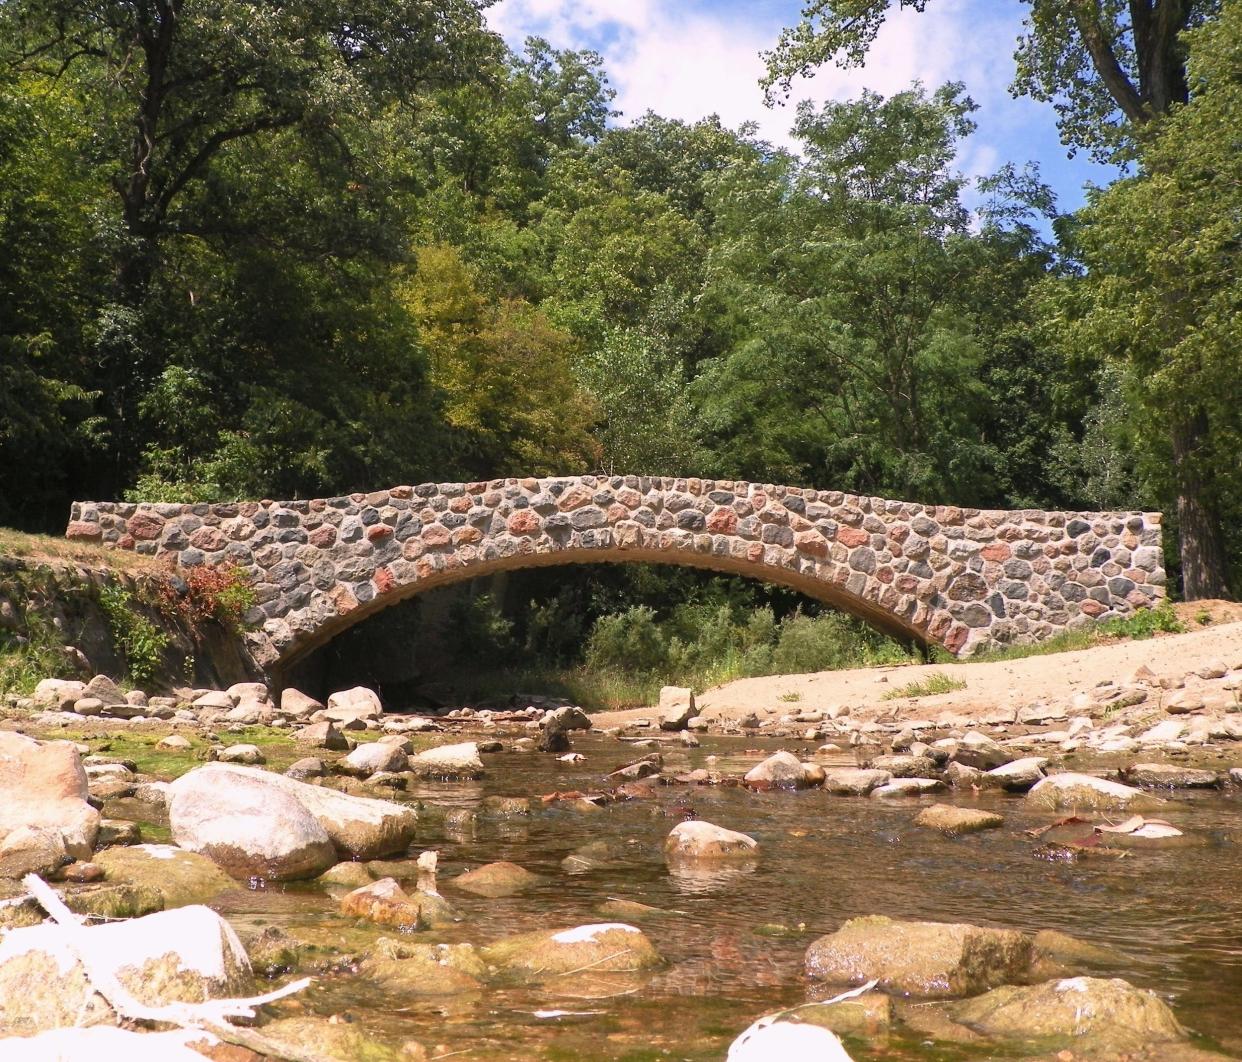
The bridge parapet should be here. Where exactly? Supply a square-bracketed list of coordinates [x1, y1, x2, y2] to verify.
[68, 476, 1165, 671]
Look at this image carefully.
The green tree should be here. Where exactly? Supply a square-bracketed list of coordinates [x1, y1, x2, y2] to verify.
[762, 0, 1232, 596]
[1037, 1, 1242, 595]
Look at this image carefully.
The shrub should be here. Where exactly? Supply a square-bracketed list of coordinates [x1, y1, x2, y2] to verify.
[99, 583, 168, 685]
[157, 564, 257, 630]
[585, 605, 667, 674]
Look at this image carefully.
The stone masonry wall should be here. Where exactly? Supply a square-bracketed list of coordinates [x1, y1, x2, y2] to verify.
[67, 476, 1167, 672]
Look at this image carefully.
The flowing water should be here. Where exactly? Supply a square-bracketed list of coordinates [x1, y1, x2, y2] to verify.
[210, 734, 1242, 1060]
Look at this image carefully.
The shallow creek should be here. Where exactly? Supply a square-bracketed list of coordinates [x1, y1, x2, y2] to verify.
[204, 734, 1242, 1060]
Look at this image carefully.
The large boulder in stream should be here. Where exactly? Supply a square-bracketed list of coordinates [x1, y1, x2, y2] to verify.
[169, 763, 418, 880]
[408, 741, 484, 779]
[0, 731, 99, 862]
[744, 750, 817, 790]
[452, 861, 540, 898]
[1026, 772, 1165, 812]
[727, 1016, 855, 1062]
[0, 904, 252, 1035]
[481, 923, 662, 982]
[949, 976, 1187, 1054]
[804, 915, 1032, 998]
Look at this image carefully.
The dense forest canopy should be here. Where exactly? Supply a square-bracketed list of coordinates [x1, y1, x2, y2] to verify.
[0, 0, 1238, 601]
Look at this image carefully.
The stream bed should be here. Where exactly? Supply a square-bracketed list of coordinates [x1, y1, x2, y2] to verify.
[187, 733, 1242, 1060]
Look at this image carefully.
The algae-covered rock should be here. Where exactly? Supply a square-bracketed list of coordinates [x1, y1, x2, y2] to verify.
[318, 860, 375, 888]
[778, 992, 893, 1037]
[482, 923, 662, 983]
[452, 860, 540, 898]
[596, 898, 669, 921]
[949, 976, 1186, 1053]
[258, 1015, 402, 1062]
[341, 877, 460, 930]
[238, 925, 305, 977]
[61, 882, 164, 919]
[362, 936, 488, 995]
[804, 915, 1032, 998]
[93, 843, 238, 908]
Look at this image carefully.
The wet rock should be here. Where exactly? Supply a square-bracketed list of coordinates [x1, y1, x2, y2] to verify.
[665, 820, 759, 863]
[452, 861, 540, 898]
[757, 992, 893, 1038]
[293, 720, 350, 750]
[337, 741, 408, 778]
[985, 757, 1047, 792]
[596, 898, 668, 921]
[362, 937, 487, 995]
[482, 923, 662, 982]
[1027, 772, 1165, 812]
[341, 875, 458, 930]
[257, 1016, 405, 1062]
[1123, 762, 1220, 789]
[62, 882, 164, 919]
[238, 925, 304, 977]
[0, 731, 99, 861]
[727, 1017, 854, 1061]
[96, 818, 141, 847]
[325, 685, 383, 724]
[317, 861, 374, 888]
[93, 844, 238, 908]
[481, 795, 531, 816]
[0, 903, 252, 1035]
[658, 686, 697, 731]
[408, 741, 484, 779]
[744, 750, 816, 790]
[280, 687, 323, 719]
[608, 753, 662, 781]
[562, 838, 636, 873]
[822, 767, 891, 795]
[914, 804, 1004, 836]
[949, 976, 1186, 1053]
[871, 754, 939, 778]
[169, 764, 336, 880]
[1028, 929, 1124, 979]
[805, 915, 1032, 997]
[871, 778, 944, 798]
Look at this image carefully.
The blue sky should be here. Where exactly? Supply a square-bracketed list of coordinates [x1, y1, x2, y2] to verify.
[488, 0, 1120, 217]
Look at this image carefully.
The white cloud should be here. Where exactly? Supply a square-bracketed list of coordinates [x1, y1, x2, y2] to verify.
[488, 0, 1021, 156]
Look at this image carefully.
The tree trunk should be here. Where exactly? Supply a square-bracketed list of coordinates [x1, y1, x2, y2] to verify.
[1171, 409, 1231, 599]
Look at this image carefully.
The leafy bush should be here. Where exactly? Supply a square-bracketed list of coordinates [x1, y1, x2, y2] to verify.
[1099, 603, 1183, 639]
[157, 565, 257, 630]
[99, 583, 168, 685]
[445, 593, 517, 663]
[585, 605, 667, 674]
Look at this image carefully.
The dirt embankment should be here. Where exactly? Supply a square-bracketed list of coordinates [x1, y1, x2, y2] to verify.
[595, 611, 1242, 728]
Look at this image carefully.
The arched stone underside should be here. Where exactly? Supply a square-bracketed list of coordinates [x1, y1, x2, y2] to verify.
[68, 476, 1167, 676]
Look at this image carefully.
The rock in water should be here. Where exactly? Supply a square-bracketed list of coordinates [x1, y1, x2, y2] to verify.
[93, 844, 238, 908]
[914, 804, 1004, 836]
[821, 768, 891, 795]
[727, 1015, 855, 1062]
[452, 861, 540, 898]
[170, 763, 417, 864]
[337, 741, 408, 778]
[664, 820, 759, 861]
[658, 686, 696, 731]
[0, 904, 252, 1035]
[169, 765, 336, 881]
[744, 750, 815, 790]
[804, 915, 1032, 998]
[1123, 763, 1220, 789]
[0, 731, 99, 861]
[0, 826, 69, 879]
[950, 976, 1186, 1053]
[408, 742, 484, 779]
[481, 923, 662, 982]
[1026, 772, 1164, 812]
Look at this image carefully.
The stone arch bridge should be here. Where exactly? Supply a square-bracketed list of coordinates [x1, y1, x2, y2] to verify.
[68, 476, 1166, 676]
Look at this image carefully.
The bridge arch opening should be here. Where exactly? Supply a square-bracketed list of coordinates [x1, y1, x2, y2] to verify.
[280, 555, 927, 708]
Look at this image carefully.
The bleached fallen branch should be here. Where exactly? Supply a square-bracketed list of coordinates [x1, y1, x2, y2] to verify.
[21, 873, 337, 1062]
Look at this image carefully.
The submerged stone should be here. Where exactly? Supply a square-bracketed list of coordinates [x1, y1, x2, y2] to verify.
[452, 860, 540, 898]
[93, 844, 238, 908]
[805, 915, 1032, 998]
[914, 804, 1004, 836]
[482, 923, 662, 983]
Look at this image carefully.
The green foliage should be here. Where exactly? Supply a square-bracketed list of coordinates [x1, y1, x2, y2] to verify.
[98, 583, 168, 685]
[0, 600, 67, 695]
[1099, 603, 1184, 639]
[883, 673, 967, 700]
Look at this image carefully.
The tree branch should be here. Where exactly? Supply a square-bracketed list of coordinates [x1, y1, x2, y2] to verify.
[1070, 0, 1148, 123]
